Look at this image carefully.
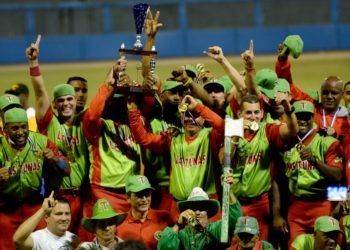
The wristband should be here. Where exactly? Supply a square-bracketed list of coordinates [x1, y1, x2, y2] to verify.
[285, 106, 295, 115]
[56, 158, 68, 171]
[30, 66, 41, 76]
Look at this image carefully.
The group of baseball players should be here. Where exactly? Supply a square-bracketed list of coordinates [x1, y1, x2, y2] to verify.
[1, 9, 350, 250]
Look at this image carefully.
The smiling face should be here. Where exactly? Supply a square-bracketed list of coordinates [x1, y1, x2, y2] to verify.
[4, 122, 28, 148]
[181, 112, 204, 136]
[128, 189, 152, 215]
[53, 95, 76, 120]
[321, 77, 343, 113]
[45, 202, 71, 237]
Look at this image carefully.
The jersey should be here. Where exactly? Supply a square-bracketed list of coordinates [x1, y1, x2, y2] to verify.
[37, 107, 89, 190]
[292, 233, 341, 250]
[30, 228, 77, 250]
[232, 122, 283, 198]
[0, 131, 48, 200]
[89, 119, 141, 188]
[170, 128, 215, 200]
[282, 133, 343, 198]
[82, 84, 142, 188]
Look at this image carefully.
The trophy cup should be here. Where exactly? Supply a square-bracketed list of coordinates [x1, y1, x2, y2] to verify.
[116, 3, 157, 96]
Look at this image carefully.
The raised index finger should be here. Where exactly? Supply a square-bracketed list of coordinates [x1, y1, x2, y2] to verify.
[49, 190, 54, 199]
[249, 40, 254, 53]
[34, 34, 41, 47]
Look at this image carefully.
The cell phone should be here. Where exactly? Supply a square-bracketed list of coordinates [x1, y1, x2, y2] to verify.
[327, 186, 348, 201]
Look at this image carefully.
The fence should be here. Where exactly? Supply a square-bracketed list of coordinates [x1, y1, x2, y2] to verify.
[0, 0, 349, 63]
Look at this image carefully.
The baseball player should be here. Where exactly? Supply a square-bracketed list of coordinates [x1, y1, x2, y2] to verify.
[274, 100, 343, 245]
[128, 94, 225, 214]
[26, 35, 90, 233]
[0, 108, 69, 250]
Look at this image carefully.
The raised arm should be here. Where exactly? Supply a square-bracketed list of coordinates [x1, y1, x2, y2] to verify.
[26, 35, 51, 121]
[204, 45, 247, 102]
[83, 60, 126, 143]
[142, 9, 162, 77]
[127, 101, 170, 155]
[13, 191, 56, 249]
[241, 40, 260, 96]
[275, 93, 299, 141]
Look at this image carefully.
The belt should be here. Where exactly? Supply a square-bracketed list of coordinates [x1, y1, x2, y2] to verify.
[58, 187, 81, 196]
[238, 193, 266, 205]
[294, 195, 326, 202]
[103, 186, 126, 194]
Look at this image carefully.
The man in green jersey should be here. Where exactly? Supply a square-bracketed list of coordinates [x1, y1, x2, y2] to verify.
[273, 100, 343, 246]
[128, 94, 225, 215]
[158, 173, 242, 250]
[26, 35, 90, 233]
[228, 93, 298, 242]
[292, 216, 341, 250]
[0, 108, 69, 250]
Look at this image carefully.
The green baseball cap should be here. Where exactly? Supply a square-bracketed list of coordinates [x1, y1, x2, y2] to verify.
[161, 80, 183, 93]
[314, 216, 340, 232]
[293, 100, 314, 114]
[306, 89, 319, 102]
[203, 79, 226, 93]
[0, 94, 21, 111]
[234, 216, 259, 235]
[185, 65, 198, 78]
[125, 175, 155, 193]
[254, 69, 278, 99]
[4, 108, 28, 124]
[177, 187, 220, 218]
[275, 78, 290, 93]
[218, 75, 234, 94]
[81, 199, 127, 233]
[281, 35, 304, 59]
[53, 84, 75, 100]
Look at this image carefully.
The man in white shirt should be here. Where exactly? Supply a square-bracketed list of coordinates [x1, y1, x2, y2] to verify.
[13, 191, 79, 250]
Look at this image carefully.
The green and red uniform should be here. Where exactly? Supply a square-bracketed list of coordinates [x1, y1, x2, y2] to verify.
[231, 122, 284, 241]
[292, 234, 341, 250]
[37, 106, 89, 233]
[129, 103, 224, 214]
[82, 84, 142, 215]
[117, 209, 176, 250]
[146, 118, 179, 210]
[0, 132, 65, 250]
[281, 131, 343, 243]
[342, 133, 350, 186]
[275, 58, 350, 140]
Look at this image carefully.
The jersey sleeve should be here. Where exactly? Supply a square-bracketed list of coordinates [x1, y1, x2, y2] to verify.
[265, 123, 285, 149]
[128, 110, 170, 155]
[194, 104, 225, 156]
[36, 107, 54, 135]
[82, 83, 110, 144]
[325, 141, 343, 169]
[157, 227, 180, 250]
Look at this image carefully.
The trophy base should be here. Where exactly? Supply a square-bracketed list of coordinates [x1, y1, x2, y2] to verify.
[119, 48, 157, 56]
[115, 86, 155, 96]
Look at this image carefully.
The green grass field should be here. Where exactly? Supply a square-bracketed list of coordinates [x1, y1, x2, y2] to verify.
[1, 51, 349, 107]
